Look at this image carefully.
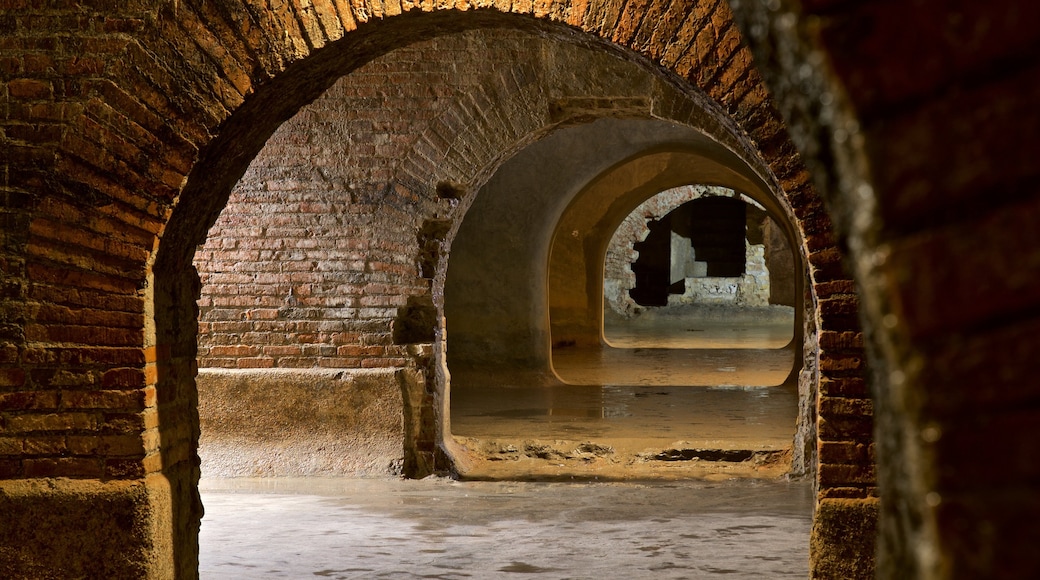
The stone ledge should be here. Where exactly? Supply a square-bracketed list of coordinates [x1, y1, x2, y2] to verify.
[0, 475, 174, 580]
[810, 497, 879, 580]
[197, 367, 405, 477]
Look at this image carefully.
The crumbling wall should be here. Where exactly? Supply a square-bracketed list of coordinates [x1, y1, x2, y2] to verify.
[604, 186, 783, 315]
[670, 240, 770, 307]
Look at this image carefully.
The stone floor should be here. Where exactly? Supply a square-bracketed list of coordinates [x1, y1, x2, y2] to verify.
[450, 382, 798, 481]
[198, 476, 813, 579]
[196, 305, 811, 577]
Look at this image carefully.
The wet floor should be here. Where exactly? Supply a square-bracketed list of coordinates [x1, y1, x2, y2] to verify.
[451, 384, 798, 451]
[452, 308, 800, 479]
[550, 347, 794, 387]
[602, 313, 794, 350]
[198, 476, 812, 579]
[557, 307, 796, 387]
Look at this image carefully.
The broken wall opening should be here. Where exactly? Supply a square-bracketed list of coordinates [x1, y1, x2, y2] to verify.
[605, 185, 797, 353]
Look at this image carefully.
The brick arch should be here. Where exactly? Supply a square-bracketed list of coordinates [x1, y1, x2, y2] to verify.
[1, 2, 871, 578]
[730, 2, 1040, 578]
[544, 149, 802, 348]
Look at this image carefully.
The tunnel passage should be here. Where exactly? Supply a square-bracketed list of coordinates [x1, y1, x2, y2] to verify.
[0, 4, 883, 579]
[194, 29, 800, 480]
[445, 112, 810, 481]
[3, 0, 1031, 576]
[603, 185, 797, 367]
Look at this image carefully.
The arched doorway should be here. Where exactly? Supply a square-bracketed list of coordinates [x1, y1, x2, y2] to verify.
[130, 6, 869, 577]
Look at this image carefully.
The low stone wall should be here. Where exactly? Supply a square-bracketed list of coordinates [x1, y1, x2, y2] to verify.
[669, 241, 770, 307]
[197, 368, 405, 477]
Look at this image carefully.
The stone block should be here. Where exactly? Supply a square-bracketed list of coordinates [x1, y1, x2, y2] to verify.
[0, 477, 177, 580]
[810, 497, 878, 580]
[196, 368, 404, 477]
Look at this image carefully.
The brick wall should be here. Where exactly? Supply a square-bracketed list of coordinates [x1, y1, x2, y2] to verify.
[731, 1, 1040, 577]
[193, 32, 547, 370]
[193, 29, 669, 371]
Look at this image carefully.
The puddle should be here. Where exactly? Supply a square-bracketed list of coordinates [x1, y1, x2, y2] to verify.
[452, 306, 801, 482]
[452, 384, 797, 449]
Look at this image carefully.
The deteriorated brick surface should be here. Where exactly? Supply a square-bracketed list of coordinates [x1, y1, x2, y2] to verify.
[732, 0, 1040, 578]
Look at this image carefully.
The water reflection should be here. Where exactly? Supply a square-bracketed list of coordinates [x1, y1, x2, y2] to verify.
[603, 304, 795, 350]
[453, 304, 800, 479]
[451, 383, 797, 450]
[551, 346, 794, 387]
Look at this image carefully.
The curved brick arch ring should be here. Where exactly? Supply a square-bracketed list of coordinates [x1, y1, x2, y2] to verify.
[0, 2, 873, 578]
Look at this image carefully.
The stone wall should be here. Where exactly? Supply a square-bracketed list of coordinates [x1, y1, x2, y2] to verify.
[196, 368, 405, 477]
[672, 240, 769, 307]
[605, 185, 781, 315]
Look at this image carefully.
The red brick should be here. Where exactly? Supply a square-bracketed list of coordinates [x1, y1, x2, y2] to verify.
[819, 415, 874, 440]
[6, 412, 100, 433]
[208, 345, 258, 357]
[61, 389, 146, 411]
[23, 435, 67, 455]
[820, 397, 873, 418]
[0, 391, 59, 410]
[0, 368, 26, 388]
[0, 459, 22, 478]
[67, 435, 99, 455]
[819, 331, 865, 351]
[820, 377, 869, 398]
[820, 441, 875, 464]
[819, 487, 880, 500]
[0, 437, 24, 454]
[819, 463, 877, 487]
[7, 78, 52, 99]
[101, 412, 148, 434]
[0, 345, 18, 364]
[104, 457, 145, 479]
[24, 457, 102, 478]
[261, 345, 302, 356]
[97, 434, 144, 456]
[100, 367, 151, 389]
[820, 356, 865, 374]
[237, 357, 274, 369]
